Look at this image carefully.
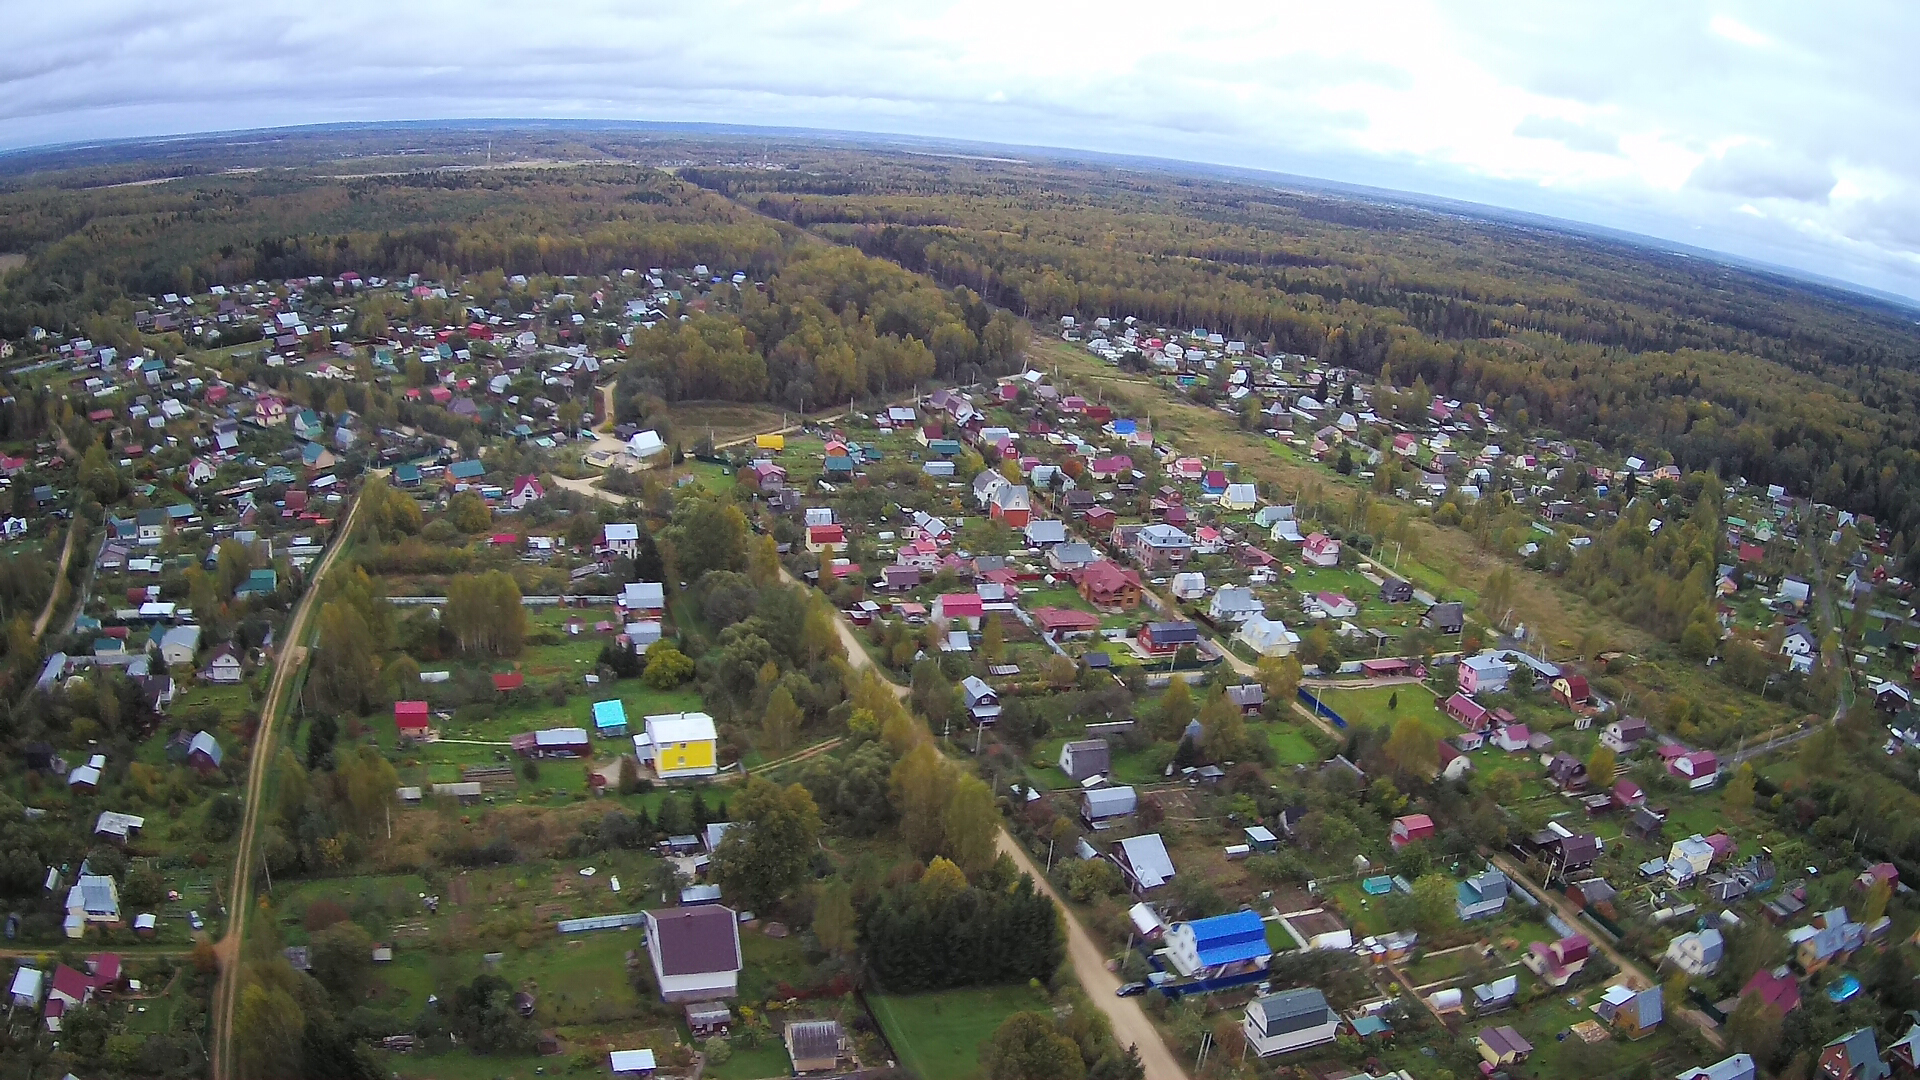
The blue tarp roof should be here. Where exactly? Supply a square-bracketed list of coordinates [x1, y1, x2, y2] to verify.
[593, 700, 628, 730]
[1186, 910, 1269, 968]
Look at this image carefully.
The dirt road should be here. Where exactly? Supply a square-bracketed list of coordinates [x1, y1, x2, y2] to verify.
[31, 517, 78, 640]
[209, 488, 369, 1080]
[994, 830, 1192, 1080]
[1488, 853, 1724, 1050]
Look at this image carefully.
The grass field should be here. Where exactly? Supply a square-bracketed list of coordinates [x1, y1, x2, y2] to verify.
[1312, 682, 1450, 736]
[705, 1037, 794, 1080]
[1256, 724, 1321, 765]
[869, 984, 1051, 1080]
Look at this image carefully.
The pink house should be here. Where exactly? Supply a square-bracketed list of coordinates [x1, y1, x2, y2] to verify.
[395, 701, 432, 739]
[1668, 750, 1719, 790]
[507, 475, 545, 509]
[1302, 532, 1342, 567]
[1443, 692, 1489, 729]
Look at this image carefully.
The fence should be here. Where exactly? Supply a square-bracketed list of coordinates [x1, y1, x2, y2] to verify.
[387, 594, 619, 607]
[1295, 687, 1350, 728]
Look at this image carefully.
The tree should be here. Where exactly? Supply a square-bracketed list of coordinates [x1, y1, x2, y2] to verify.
[340, 744, 399, 835]
[310, 600, 379, 714]
[761, 686, 802, 756]
[1410, 872, 1454, 934]
[447, 490, 492, 533]
[1724, 762, 1757, 813]
[1158, 677, 1195, 739]
[982, 1012, 1085, 1080]
[813, 880, 858, 955]
[1257, 654, 1303, 704]
[891, 742, 955, 859]
[982, 615, 1006, 664]
[941, 773, 999, 879]
[711, 777, 821, 912]
[1383, 716, 1438, 778]
[1587, 745, 1618, 788]
[1725, 994, 1781, 1062]
[309, 920, 375, 1004]
[236, 983, 306, 1078]
[642, 642, 695, 688]
[443, 570, 526, 657]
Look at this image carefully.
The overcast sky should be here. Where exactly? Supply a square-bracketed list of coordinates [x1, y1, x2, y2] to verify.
[7, 1, 1920, 302]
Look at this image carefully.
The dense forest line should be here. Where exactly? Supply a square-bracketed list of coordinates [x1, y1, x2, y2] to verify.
[675, 154, 1920, 561]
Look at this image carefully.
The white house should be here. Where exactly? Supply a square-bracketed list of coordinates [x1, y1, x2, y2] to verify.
[604, 523, 641, 558]
[626, 430, 667, 462]
[157, 624, 201, 666]
[1666, 927, 1724, 976]
[643, 905, 742, 1002]
[1237, 615, 1299, 658]
[1209, 586, 1263, 624]
[1243, 988, 1341, 1057]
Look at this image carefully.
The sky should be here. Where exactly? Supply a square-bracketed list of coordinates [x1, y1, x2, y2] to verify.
[7, 1, 1920, 301]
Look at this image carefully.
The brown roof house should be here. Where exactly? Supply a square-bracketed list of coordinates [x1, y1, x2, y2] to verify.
[643, 906, 742, 1002]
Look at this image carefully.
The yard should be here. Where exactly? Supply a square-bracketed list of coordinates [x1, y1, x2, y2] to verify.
[868, 984, 1052, 1080]
[1310, 682, 1450, 736]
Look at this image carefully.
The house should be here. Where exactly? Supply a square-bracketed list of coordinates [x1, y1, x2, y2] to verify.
[1164, 910, 1270, 978]
[64, 875, 121, 936]
[1474, 1026, 1535, 1067]
[1459, 653, 1512, 695]
[960, 676, 1001, 725]
[157, 624, 201, 666]
[1889, 1025, 1920, 1074]
[507, 474, 545, 509]
[9, 966, 44, 1009]
[1602, 717, 1650, 753]
[1781, 621, 1818, 673]
[1443, 692, 1490, 729]
[1133, 523, 1193, 568]
[604, 523, 641, 558]
[1301, 532, 1341, 567]
[1112, 833, 1176, 893]
[1311, 592, 1357, 619]
[1082, 786, 1138, 825]
[1667, 927, 1725, 976]
[1220, 483, 1257, 511]
[1669, 750, 1719, 790]
[509, 727, 589, 758]
[1170, 571, 1207, 600]
[1139, 621, 1200, 654]
[1237, 615, 1299, 657]
[1552, 675, 1590, 708]
[638, 713, 718, 779]
[1032, 607, 1101, 638]
[1243, 988, 1341, 1057]
[1818, 1028, 1887, 1080]
[1059, 739, 1110, 782]
[1797, 908, 1866, 973]
[626, 429, 667, 462]
[1597, 983, 1663, 1039]
[1456, 869, 1510, 921]
[1740, 966, 1802, 1015]
[805, 524, 847, 553]
[643, 905, 742, 1002]
[593, 699, 629, 738]
[394, 701, 432, 739]
[186, 732, 223, 772]
[1523, 934, 1591, 987]
[200, 643, 244, 684]
[1047, 541, 1096, 572]
[1472, 975, 1519, 1012]
[1226, 683, 1265, 715]
[785, 1020, 844, 1074]
[1679, 1055, 1758, 1080]
[1209, 586, 1263, 624]
[93, 811, 146, 844]
[989, 485, 1032, 527]
[1856, 862, 1899, 893]
[1423, 601, 1465, 635]
[1380, 577, 1414, 603]
[135, 507, 169, 546]
[1390, 814, 1435, 849]
[933, 592, 985, 629]
[1024, 519, 1068, 546]
[1078, 561, 1143, 610]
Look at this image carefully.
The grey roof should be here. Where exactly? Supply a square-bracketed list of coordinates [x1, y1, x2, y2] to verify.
[1083, 786, 1138, 817]
[1678, 1053, 1757, 1080]
[1115, 833, 1175, 888]
[787, 1020, 842, 1062]
[1250, 988, 1330, 1033]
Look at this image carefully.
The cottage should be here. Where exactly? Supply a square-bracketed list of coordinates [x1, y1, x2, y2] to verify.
[933, 592, 985, 629]
[1456, 869, 1510, 921]
[1208, 586, 1263, 624]
[1058, 739, 1110, 782]
[593, 699, 629, 738]
[1082, 786, 1138, 825]
[1078, 561, 1143, 610]
[1669, 750, 1720, 790]
[1390, 814, 1435, 848]
[395, 700, 432, 739]
[1112, 833, 1176, 893]
[638, 713, 718, 779]
[1164, 910, 1270, 978]
[1133, 523, 1193, 568]
[157, 624, 201, 666]
[1139, 621, 1200, 654]
[1597, 983, 1663, 1039]
[1551, 674, 1590, 708]
[1243, 988, 1341, 1057]
[1379, 577, 1414, 603]
[1678, 1054, 1758, 1080]
[959, 676, 1001, 725]
[1602, 716, 1650, 753]
[1666, 927, 1725, 976]
[508, 727, 590, 759]
[643, 905, 742, 1002]
[199, 643, 244, 684]
[1423, 601, 1465, 635]
[1237, 615, 1299, 658]
[1474, 1026, 1535, 1067]
[1301, 532, 1341, 567]
[1522, 934, 1591, 986]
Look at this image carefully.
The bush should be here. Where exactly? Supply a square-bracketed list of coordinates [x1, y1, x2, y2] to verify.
[704, 1037, 732, 1065]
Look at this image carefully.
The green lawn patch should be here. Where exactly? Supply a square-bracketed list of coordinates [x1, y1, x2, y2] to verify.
[705, 1037, 794, 1080]
[1256, 724, 1320, 766]
[869, 984, 1052, 1080]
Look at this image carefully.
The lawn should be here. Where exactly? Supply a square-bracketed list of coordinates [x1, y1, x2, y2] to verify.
[705, 1037, 794, 1080]
[869, 984, 1052, 1080]
[1255, 723, 1320, 765]
[1311, 682, 1450, 735]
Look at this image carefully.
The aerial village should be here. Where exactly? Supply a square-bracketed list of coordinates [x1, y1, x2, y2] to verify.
[0, 259, 1916, 1080]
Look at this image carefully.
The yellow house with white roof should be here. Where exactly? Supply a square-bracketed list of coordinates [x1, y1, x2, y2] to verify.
[636, 712, 719, 779]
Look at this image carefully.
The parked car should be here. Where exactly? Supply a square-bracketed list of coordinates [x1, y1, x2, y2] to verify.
[1115, 982, 1150, 997]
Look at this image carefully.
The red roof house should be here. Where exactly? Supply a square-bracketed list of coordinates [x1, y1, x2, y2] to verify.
[395, 701, 431, 738]
[1390, 814, 1435, 848]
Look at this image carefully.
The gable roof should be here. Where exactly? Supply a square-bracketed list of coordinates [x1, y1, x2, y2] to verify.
[1115, 833, 1175, 888]
[1250, 988, 1330, 1033]
[1182, 910, 1269, 967]
[648, 905, 741, 975]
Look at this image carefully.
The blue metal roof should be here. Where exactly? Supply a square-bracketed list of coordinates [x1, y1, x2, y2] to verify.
[1186, 910, 1269, 968]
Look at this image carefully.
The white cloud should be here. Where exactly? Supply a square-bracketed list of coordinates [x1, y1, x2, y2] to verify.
[2, 0, 1920, 299]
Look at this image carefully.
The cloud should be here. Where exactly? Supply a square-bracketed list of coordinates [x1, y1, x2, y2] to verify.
[1513, 115, 1620, 156]
[1687, 143, 1837, 203]
[1, 1, 1919, 298]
